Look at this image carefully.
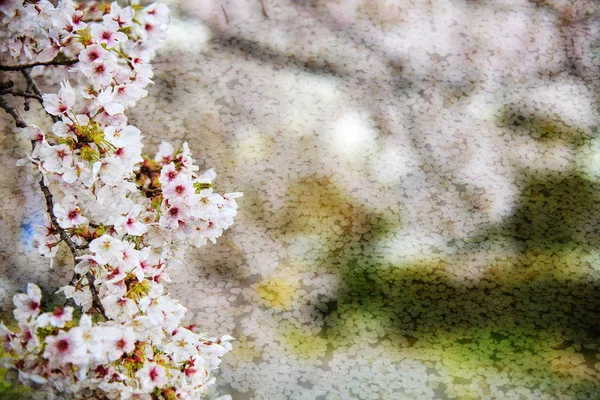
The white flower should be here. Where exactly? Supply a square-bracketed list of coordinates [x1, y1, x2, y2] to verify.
[62, 6, 87, 32]
[163, 177, 194, 200]
[38, 142, 73, 173]
[154, 141, 174, 163]
[42, 80, 75, 116]
[159, 162, 179, 186]
[37, 306, 74, 328]
[139, 295, 186, 331]
[18, 321, 39, 352]
[96, 325, 136, 362]
[142, 3, 170, 26]
[113, 82, 148, 107]
[135, 361, 168, 392]
[159, 198, 189, 229]
[104, 3, 134, 28]
[89, 235, 127, 265]
[68, 314, 94, 364]
[163, 328, 199, 362]
[114, 205, 148, 236]
[54, 195, 87, 228]
[57, 284, 92, 311]
[81, 56, 118, 86]
[90, 21, 128, 48]
[104, 125, 142, 148]
[103, 295, 138, 321]
[43, 331, 78, 364]
[12, 283, 42, 323]
[97, 88, 125, 116]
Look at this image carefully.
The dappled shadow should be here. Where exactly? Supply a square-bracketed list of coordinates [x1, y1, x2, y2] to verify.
[320, 257, 600, 345]
[496, 106, 592, 144]
[470, 173, 600, 251]
[258, 172, 600, 393]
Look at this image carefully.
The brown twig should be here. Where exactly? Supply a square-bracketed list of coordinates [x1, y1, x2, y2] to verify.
[0, 58, 79, 71]
[86, 272, 107, 318]
[0, 81, 14, 90]
[2, 70, 108, 321]
[38, 177, 81, 264]
[38, 152, 107, 320]
[0, 96, 27, 128]
[259, 0, 268, 18]
[21, 69, 60, 123]
[221, 5, 229, 24]
[0, 88, 43, 101]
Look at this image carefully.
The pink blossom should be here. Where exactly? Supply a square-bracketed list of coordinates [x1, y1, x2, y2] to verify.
[54, 195, 88, 229]
[42, 80, 75, 116]
[90, 21, 128, 49]
[12, 283, 42, 323]
[37, 306, 74, 328]
[135, 361, 168, 391]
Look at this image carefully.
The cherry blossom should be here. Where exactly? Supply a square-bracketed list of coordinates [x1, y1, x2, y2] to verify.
[136, 361, 168, 392]
[1, 2, 241, 398]
[12, 283, 42, 323]
[53, 195, 88, 228]
[41, 80, 75, 116]
[90, 20, 127, 49]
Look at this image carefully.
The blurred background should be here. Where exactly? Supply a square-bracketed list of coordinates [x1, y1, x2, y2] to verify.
[3, 0, 600, 398]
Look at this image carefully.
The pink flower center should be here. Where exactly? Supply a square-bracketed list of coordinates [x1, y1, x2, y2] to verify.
[88, 51, 99, 61]
[116, 339, 126, 349]
[93, 64, 105, 75]
[52, 307, 65, 317]
[149, 367, 159, 381]
[23, 330, 33, 341]
[57, 339, 70, 353]
[168, 207, 179, 217]
[28, 300, 39, 311]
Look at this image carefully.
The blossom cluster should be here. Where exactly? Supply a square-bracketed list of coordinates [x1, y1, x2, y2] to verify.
[1, 1, 240, 399]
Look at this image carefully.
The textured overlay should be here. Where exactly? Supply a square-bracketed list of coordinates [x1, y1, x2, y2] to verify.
[3, 0, 600, 399]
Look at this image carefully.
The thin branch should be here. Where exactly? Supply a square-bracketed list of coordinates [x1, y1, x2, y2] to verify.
[0, 58, 79, 71]
[259, 0, 268, 18]
[4, 63, 108, 320]
[0, 88, 43, 101]
[0, 81, 14, 90]
[38, 177, 80, 264]
[39, 174, 107, 320]
[86, 272, 107, 319]
[21, 69, 60, 123]
[221, 5, 229, 24]
[0, 96, 27, 128]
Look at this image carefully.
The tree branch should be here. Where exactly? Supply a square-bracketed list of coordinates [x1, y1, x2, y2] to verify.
[0, 88, 43, 101]
[0, 96, 27, 128]
[0, 58, 79, 71]
[38, 177, 80, 264]
[86, 272, 107, 319]
[39, 173, 107, 320]
[3, 70, 108, 321]
[21, 69, 60, 123]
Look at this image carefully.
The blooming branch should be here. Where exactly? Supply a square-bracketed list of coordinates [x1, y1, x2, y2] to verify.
[0, 1, 240, 399]
[0, 57, 79, 71]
